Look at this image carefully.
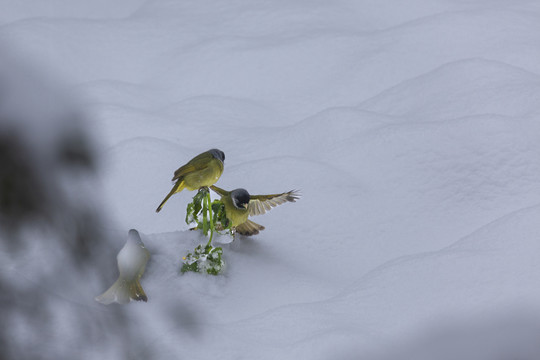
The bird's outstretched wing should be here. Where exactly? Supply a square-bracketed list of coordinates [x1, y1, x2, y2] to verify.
[210, 185, 229, 197]
[248, 190, 300, 216]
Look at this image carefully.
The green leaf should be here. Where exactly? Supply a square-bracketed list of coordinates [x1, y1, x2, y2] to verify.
[185, 202, 196, 225]
[185, 188, 211, 227]
[180, 262, 199, 273]
[211, 200, 231, 232]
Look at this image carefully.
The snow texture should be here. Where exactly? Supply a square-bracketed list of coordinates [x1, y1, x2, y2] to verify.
[2, 0, 540, 359]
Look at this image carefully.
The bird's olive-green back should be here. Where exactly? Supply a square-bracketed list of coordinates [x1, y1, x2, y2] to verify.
[173, 150, 224, 190]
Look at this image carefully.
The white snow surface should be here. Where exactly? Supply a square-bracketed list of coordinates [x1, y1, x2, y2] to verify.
[3, 0, 540, 358]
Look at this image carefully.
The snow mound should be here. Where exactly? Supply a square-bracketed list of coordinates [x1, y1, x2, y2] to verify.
[361, 59, 540, 120]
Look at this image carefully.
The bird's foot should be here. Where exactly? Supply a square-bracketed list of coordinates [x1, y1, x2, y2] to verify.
[197, 186, 210, 194]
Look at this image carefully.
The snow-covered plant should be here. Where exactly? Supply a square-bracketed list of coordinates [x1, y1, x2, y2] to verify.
[181, 244, 224, 275]
[182, 187, 231, 275]
[185, 188, 230, 239]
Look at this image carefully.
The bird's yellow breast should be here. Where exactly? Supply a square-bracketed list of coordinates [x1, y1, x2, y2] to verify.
[222, 195, 249, 227]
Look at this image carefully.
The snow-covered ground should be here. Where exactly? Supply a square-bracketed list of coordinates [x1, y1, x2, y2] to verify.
[3, 0, 540, 359]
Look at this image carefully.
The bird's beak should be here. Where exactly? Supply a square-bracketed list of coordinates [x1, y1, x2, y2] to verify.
[242, 203, 249, 209]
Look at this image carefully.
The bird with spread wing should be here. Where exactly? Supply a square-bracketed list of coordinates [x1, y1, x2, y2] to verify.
[210, 185, 300, 236]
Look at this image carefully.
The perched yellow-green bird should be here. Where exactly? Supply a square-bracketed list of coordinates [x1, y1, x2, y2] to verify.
[156, 149, 225, 212]
[210, 185, 300, 236]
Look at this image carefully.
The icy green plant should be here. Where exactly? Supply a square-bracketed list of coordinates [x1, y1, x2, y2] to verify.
[181, 244, 224, 275]
[182, 187, 231, 275]
[185, 188, 231, 243]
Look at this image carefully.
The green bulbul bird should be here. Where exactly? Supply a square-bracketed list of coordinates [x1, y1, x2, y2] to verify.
[156, 149, 225, 212]
[210, 185, 300, 236]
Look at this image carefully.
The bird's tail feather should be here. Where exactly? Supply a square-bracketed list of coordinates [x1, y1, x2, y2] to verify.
[128, 279, 148, 302]
[156, 180, 185, 212]
[95, 277, 147, 305]
[236, 220, 265, 236]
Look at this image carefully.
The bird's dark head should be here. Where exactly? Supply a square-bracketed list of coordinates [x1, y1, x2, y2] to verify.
[209, 148, 225, 163]
[231, 188, 250, 209]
